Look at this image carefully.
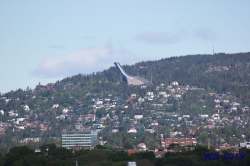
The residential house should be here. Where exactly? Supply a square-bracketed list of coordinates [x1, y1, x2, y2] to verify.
[112, 128, 119, 133]
[134, 115, 143, 119]
[151, 120, 159, 126]
[171, 81, 179, 86]
[0, 110, 4, 115]
[212, 114, 220, 120]
[146, 127, 155, 133]
[86, 114, 96, 121]
[8, 110, 18, 117]
[137, 143, 147, 151]
[52, 104, 59, 109]
[199, 114, 209, 118]
[62, 108, 69, 114]
[128, 127, 137, 133]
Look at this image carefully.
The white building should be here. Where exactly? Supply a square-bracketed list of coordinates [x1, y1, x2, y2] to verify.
[134, 115, 143, 119]
[22, 105, 30, 111]
[61, 130, 98, 149]
[52, 104, 59, 109]
[199, 114, 209, 118]
[62, 108, 69, 114]
[128, 127, 137, 133]
[138, 97, 144, 103]
[171, 81, 179, 86]
[146, 92, 154, 96]
[137, 143, 147, 151]
[0, 110, 4, 115]
[212, 113, 220, 120]
[17, 117, 25, 122]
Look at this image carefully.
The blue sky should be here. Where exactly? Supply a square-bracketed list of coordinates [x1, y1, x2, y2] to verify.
[1, 1, 250, 93]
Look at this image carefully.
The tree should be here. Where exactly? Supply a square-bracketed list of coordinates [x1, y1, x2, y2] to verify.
[4, 146, 34, 166]
[145, 138, 158, 150]
[39, 143, 56, 155]
[50, 147, 72, 160]
[123, 142, 134, 149]
[96, 108, 105, 119]
[23, 154, 42, 166]
[94, 145, 107, 149]
[199, 131, 208, 143]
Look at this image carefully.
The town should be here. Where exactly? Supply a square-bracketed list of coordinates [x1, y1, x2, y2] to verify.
[0, 77, 249, 157]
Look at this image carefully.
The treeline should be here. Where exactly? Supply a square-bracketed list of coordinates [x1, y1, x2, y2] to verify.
[1, 144, 250, 166]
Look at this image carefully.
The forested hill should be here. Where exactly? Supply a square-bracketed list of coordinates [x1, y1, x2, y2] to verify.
[57, 52, 250, 98]
[1, 52, 250, 154]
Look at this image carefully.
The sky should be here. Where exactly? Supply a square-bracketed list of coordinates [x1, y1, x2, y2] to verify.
[0, 1, 250, 94]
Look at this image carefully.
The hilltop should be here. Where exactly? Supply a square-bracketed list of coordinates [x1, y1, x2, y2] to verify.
[53, 52, 250, 102]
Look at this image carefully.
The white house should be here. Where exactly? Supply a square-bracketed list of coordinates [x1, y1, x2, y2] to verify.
[158, 92, 170, 98]
[171, 81, 179, 86]
[199, 114, 209, 118]
[8, 110, 18, 117]
[231, 102, 240, 106]
[15, 125, 25, 130]
[104, 98, 110, 101]
[112, 128, 119, 133]
[146, 128, 155, 133]
[22, 105, 30, 111]
[151, 120, 159, 126]
[0, 110, 4, 115]
[128, 127, 137, 133]
[212, 113, 220, 120]
[183, 115, 190, 118]
[52, 104, 59, 109]
[214, 99, 220, 103]
[138, 97, 144, 103]
[62, 108, 69, 114]
[130, 94, 136, 98]
[146, 92, 154, 96]
[94, 98, 103, 105]
[17, 117, 25, 122]
[137, 143, 147, 151]
[239, 142, 250, 149]
[178, 116, 183, 121]
[134, 115, 143, 119]
[174, 94, 182, 98]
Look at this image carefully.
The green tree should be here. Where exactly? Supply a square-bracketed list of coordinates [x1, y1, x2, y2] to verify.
[23, 154, 41, 166]
[96, 108, 105, 119]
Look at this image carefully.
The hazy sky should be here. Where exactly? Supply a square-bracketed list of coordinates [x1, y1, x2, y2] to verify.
[1, 1, 250, 93]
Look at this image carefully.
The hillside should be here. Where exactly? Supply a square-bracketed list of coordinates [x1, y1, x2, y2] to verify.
[1, 52, 250, 154]
[58, 52, 250, 104]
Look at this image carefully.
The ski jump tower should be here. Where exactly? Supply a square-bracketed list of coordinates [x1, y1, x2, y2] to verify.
[114, 62, 152, 86]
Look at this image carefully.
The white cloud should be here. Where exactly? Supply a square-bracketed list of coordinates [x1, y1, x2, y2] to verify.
[194, 27, 217, 41]
[135, 31, 181, 44]
[31, 45, 137, 78]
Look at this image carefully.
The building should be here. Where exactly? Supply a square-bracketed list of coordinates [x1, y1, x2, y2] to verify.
[36, 82, 54, 91]
[61, 130, 98, 149]
[128, 127, 137, 133]
[127, 161, 137, 166]
[137, 143, 147, 151]
[239, 142, 250, 149]
[161, 138, 197, 148]
[114, 62, 152, 86]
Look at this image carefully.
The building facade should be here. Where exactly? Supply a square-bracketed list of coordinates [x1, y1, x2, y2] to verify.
[161, 138, 197, 148]
[61, 130, 98, 149]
